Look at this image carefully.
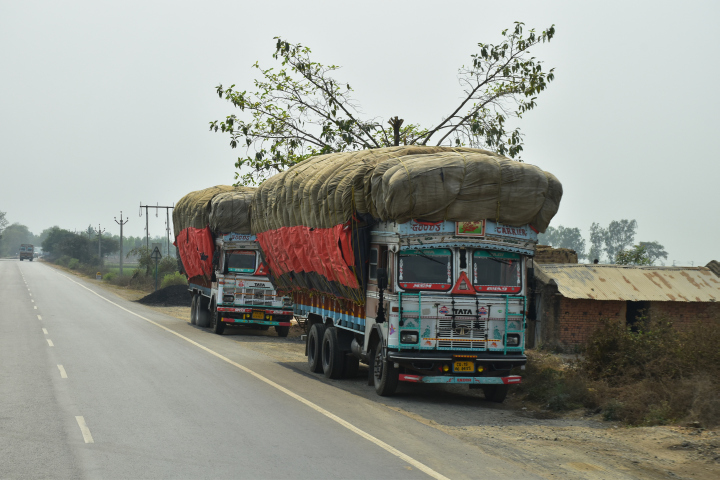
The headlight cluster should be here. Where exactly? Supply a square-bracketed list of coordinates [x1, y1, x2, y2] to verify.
[400, 331, 419, 344]
[506, 334, 521, 346]
[222, 294, 235, 304]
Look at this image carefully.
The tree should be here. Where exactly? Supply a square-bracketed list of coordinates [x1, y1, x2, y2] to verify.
[42, 227, 92, 262]
[639, 241, 668, 265]
[615, 245, 653, 265]
[0, 223, 34, 257]
[212, 22, 556, 184]
[604, 219, 638, 262]
[588, 222, 605, 263]
[0, 211, 8, 237]
[538, 225, 586, 260]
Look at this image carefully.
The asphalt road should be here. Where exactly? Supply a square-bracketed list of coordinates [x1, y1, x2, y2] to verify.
[0, 260, 542, 479]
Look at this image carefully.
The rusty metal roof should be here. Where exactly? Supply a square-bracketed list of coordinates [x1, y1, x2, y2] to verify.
[535, 264, 720, 302]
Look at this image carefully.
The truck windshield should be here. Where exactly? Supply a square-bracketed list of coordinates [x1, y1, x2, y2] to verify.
[227, 250, 256, 273]
[473, 250, 521, 293]
[398, 248, 452, 291]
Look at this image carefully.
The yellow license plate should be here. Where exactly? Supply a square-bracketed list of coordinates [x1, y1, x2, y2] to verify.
[252, 311, 264, 320]
[454, 361, 474, 372]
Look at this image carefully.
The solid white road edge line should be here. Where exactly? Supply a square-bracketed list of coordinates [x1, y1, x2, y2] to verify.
[58, 365, 68, 378]
[75, 416, 94, 443]
[59, 272, 449, 480]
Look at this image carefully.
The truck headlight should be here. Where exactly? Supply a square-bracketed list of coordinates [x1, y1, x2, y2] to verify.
[506, 334, 521, 346]
[283, 297, 293, 307]
[400, 331, 419, 344]
[223, 294, 234, 303]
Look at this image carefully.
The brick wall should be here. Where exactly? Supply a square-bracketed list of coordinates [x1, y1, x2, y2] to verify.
[534, 246, 578, 264]
[648, 301, 720, 330]
[556, 298, 626, 346]
[540, 298, 720, 348]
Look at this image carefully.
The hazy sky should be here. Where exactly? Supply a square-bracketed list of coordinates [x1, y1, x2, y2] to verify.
[1, 1, 718, 265]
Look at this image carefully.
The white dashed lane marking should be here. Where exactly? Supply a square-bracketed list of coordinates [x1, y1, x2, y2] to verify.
[75, 416, 94, 443]
[46, 339, 54, 347]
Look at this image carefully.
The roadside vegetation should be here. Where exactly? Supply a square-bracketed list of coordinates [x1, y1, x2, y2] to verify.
[52, 246, 184, 293]
[515, 318, 720, 428]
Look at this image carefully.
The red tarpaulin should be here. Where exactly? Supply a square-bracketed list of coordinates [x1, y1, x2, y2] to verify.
[174, 227, 215, 281]
[256, 223, 359, 289]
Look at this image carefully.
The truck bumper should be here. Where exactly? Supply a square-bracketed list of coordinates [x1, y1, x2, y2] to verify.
[220, 317, 292, 327]
[399, 374, 522, 385]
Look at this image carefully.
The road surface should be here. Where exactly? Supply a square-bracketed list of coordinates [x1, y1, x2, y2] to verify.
[0, 260, 541, 479]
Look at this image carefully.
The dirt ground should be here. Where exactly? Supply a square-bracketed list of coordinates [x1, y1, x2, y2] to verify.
[60, 265, 719, 479]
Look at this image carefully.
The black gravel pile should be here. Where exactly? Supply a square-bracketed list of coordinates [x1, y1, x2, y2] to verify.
[137, 284, 191, 306]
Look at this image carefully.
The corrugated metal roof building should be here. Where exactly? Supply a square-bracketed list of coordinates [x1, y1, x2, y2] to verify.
[529, 264, 720, 349]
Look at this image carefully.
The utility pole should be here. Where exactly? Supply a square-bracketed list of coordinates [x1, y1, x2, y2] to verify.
[114, 212, 129, 276]
[140, 202, 174, 255]
[93, 224, 106, 263]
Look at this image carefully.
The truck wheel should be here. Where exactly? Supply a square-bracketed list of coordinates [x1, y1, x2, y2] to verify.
[307, 323, 326, 373]
[342, 354, 360, 379]
[211, 306, 225, 335]
[196, 296, 211, 328]
[275, 325, 290, 337]
[482, 385, 509, 403]
[190, 295, 198, 325]
[372, 341, 398, 396]
[29, 258, 33, 262]
[321, 327, 345, 379]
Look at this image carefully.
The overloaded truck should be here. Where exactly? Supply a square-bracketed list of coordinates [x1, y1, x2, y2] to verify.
[251, 146, 562, 401]
[173, 186, 294, 337]
[19, 244, 34, 261]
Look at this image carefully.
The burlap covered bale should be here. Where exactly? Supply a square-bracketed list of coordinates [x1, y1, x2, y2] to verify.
[173, 185, 255, 237]
[252, 146, 562, 234]
[209, 187, 256, 234]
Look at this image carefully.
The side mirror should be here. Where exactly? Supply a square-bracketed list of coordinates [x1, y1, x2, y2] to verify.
[377, 268, 388, 291]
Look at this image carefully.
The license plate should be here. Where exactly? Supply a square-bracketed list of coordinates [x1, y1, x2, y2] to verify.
[453, 361, 474, 372]
[252, 311, 264, 320]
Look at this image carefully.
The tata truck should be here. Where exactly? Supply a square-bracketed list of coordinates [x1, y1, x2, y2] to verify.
[297, 219, 535, 402]
[186, 232, 294, 336]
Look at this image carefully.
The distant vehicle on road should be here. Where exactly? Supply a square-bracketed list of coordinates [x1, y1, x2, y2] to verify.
[19, 244, 34, 261]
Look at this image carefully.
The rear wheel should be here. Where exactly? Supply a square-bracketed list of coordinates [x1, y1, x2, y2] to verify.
[307, 323, 326, 373]
[373, 341, 398, 396]
[321, 327, 345, 379]
[482, 384, 509, 403]
[196, 296, 211, 328]
[211, 304, 225, 335]
[275, 325, 290, 337]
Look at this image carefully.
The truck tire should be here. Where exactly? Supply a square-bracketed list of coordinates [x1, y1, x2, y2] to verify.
[372, 341, 398, 396]
[307, 323, 326, 373]
[275, 325, 290, 337]
[482, 385, 509, 403]
[211, 305, 225, 335]
[29, 258, 33, 262]
[196, 296, 211, 328]
[190, 295, 198, 325]
[321, 327, 345, 379]
[342, 354, 360, 379]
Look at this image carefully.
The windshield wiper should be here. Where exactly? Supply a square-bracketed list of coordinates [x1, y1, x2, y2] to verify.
[485, 252, 513, 266]
[415, 250, 446, 266]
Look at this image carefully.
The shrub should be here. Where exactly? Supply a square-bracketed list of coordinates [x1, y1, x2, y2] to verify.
[55, 255, 71, 266]
[67, 258, 80, 269]
[160, 271, 187, 289]
[515, 352, 595, 411]
[103, 272, 116, 281]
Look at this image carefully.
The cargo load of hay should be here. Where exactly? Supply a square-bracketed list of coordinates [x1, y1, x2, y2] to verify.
[251, 146, 562, 303]
[173, 185, 256, 282]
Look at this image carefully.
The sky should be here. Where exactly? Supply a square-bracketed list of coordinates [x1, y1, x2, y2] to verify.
[1, 0, 718, 265]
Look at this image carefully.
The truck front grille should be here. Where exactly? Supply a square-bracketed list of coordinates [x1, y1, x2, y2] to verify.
[436, 318, 487, 349]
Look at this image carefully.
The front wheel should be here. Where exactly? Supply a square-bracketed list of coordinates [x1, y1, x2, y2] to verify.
[190, 295, 198, 325]
[275, 325, 289, 337]
[482, 384, 509, 403]
[211, 306, 225, 335]
[372, 342, 398, 396]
